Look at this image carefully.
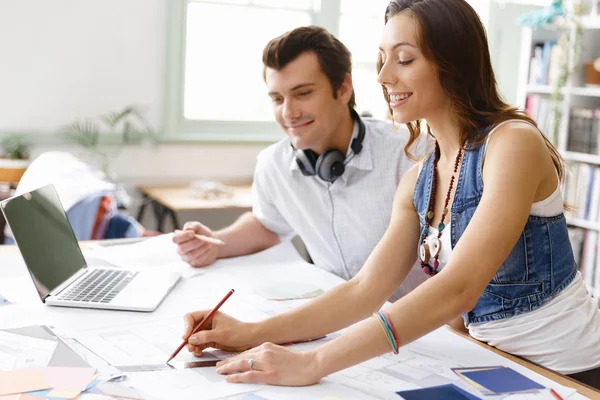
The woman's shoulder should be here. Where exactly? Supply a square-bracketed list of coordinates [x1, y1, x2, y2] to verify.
[483, 119, 553, 189]
[486, 120, 548, 160]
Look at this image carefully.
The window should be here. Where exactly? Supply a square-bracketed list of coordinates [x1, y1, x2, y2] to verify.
[169, 0, 489, 140]
[339, 1, 394, 120]
[184, 1, 317, 122]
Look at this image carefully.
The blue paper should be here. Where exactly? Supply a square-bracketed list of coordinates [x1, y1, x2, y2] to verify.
[27, 379, 101, 399]
[25, 389, 52, 398]
[462, 367, 544, 394]
[397, 384, 481, 400]
[84, 379, 102, 391]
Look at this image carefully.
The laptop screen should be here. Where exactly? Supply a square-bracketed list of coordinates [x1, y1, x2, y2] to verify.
[1, 184, 86, 300]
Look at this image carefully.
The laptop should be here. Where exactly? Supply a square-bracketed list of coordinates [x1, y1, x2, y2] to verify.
[1, 184, 181, 312]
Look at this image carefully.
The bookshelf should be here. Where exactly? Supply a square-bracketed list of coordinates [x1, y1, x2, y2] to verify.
[517, 5, 600, 303]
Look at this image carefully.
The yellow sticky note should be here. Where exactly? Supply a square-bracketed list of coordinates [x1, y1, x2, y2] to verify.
[48, 390, 81, 399]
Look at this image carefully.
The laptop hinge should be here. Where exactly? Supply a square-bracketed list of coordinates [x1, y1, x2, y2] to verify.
[48, 266, 88, 298]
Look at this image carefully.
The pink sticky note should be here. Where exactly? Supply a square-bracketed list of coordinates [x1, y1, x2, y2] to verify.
[0, 368, 51, 396]
[41, 367, 96, 392]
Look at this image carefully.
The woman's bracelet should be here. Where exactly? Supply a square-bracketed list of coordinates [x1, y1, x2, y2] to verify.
[373, 311, 399, 354]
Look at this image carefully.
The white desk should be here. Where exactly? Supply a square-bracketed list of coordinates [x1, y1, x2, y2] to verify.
[0, 239, 597, 399]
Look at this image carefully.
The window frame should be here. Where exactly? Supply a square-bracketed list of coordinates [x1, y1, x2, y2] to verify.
[164, 0, 343, 143]
[164, 0, 489, 143]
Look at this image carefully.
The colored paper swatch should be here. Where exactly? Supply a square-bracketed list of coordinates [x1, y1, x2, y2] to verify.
[397, 384, 481, 400]
[461, 367, 544, 394]
[42, 367, 96, 392]
[48, 389, 81, 398]
[0, 368, 51, 396]
[77, 395, 113, 400]
[24, 389, 51, 398]
[20, 395, 50, 400]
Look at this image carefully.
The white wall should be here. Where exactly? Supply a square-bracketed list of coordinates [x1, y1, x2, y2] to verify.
[29, 143, 262, 185]
[0, 0, 165, 132]
[487, 1, 544, 105]
[0, 0, 263, 184]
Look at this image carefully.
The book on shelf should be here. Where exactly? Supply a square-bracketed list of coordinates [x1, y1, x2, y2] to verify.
[525, 94, 556, 140]
[528, 40, 561, 87]
[564, 163, 600, 222]
[567, 108, 600, 155]
[565, 163, 600, 296]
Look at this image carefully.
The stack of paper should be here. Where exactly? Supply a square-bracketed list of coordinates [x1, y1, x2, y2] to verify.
[0, 332, 58, 371]
[85, 234, 202, 279]
[0, 366, 96, 399]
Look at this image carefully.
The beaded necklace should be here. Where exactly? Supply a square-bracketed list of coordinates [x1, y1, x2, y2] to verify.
[420, 143, 463, 276]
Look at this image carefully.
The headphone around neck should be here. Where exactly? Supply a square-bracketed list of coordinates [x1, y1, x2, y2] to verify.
[294, 110, 366, 183]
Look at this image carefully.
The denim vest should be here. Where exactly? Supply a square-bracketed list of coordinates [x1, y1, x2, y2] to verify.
[413, 139, 577, 325]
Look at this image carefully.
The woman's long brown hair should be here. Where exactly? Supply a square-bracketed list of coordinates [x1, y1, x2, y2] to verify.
[379, 0, 565, 181]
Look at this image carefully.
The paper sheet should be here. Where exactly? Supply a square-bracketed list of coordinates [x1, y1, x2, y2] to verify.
[254, 282, 324, 301]
[85, 234, 203, 278]
[0, 368, 51, 396]
[124, 371, 264, 400]
[42, 366, 97, 392]
[73, 317, 219, 367]
[0, 331, 58, 371]
[0, 277, 41, 306]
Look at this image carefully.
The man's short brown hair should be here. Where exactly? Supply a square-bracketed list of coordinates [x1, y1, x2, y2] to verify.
[262, 25, 356, 110]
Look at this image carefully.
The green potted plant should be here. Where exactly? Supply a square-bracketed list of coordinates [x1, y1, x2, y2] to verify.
[0, 134, 31, 183]
[60, 105, 156, 177]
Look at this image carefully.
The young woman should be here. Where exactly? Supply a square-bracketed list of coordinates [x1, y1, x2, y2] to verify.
[182, 0, 600, 388]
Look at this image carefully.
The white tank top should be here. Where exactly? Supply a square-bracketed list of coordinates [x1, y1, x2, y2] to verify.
[420, 120, 600, 374]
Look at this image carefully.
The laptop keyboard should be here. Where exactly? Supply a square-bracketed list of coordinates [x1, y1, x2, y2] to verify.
[57, 269, 138, 304]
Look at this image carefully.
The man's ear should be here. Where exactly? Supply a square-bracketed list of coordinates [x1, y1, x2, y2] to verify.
[337, 73, 354, 105]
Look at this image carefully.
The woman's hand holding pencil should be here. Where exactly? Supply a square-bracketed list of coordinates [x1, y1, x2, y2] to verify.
[172, 221, 225, 268]
[181, 308, 256, 357]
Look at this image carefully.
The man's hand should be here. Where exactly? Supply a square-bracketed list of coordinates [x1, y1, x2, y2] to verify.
[172, 221, 224, 268]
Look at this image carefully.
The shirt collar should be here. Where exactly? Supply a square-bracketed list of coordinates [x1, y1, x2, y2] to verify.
[289, 118, 373, 173]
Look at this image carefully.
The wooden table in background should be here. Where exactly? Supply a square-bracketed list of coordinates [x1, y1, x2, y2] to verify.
[136, 185, 253, 232]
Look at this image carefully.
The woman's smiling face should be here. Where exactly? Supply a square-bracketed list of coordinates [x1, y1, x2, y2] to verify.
[377, 13, 451, 125]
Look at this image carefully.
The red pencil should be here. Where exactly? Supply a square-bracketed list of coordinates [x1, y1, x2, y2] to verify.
[166, 289, 235, 363]
[550, 388, 563, 400]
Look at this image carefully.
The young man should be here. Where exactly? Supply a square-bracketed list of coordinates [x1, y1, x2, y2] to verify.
[173, 26, 428, 300]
